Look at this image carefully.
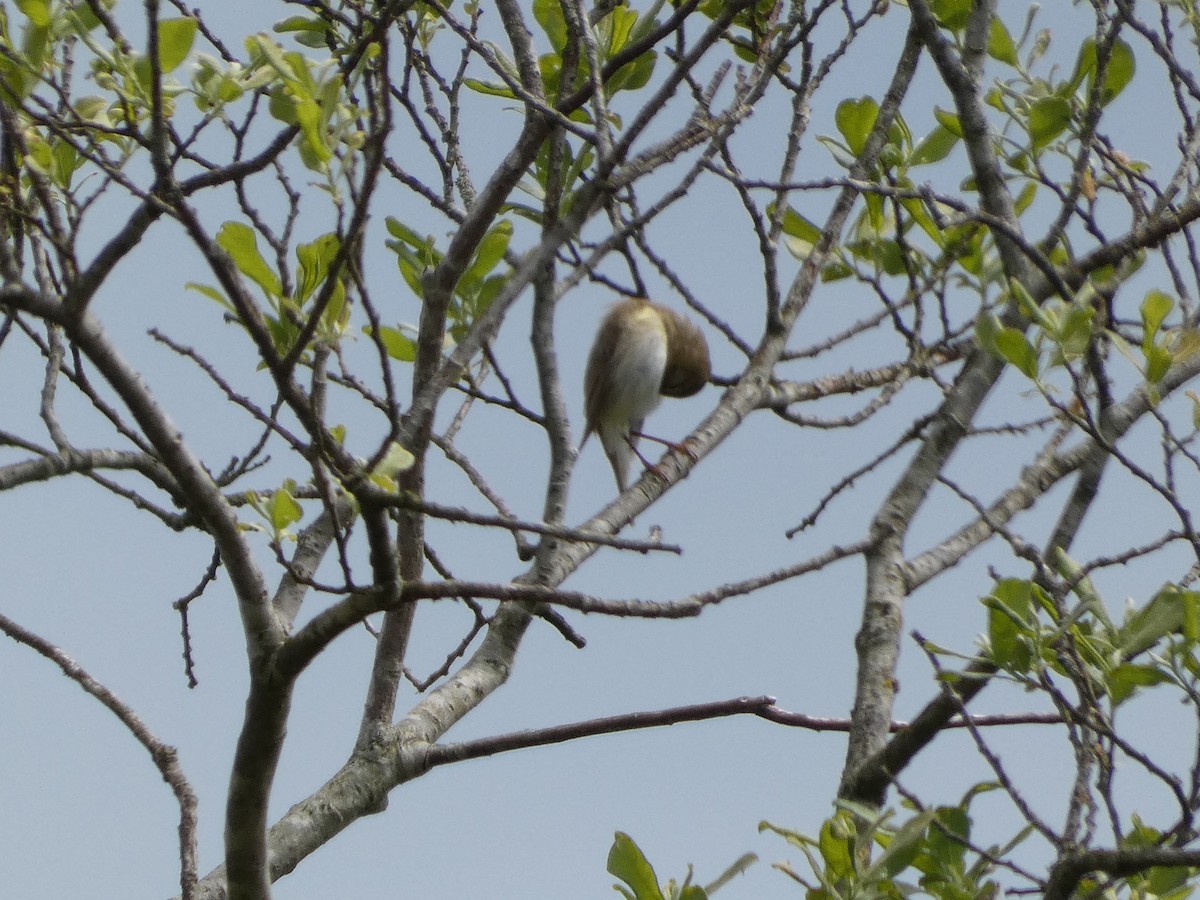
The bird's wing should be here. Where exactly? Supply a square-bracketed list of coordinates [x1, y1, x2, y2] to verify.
[582, 308, 630, 433]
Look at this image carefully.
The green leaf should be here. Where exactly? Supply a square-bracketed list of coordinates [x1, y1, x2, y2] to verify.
[69, 0, 103, 33]
[1126, 814, 1164, 847]
[296, 233, 341, 303]
[385, 217, 439, 258]
[1145, 344, 1172, 383]
[463, 78, 517, 99]
[1147, 863, 1191, 896]
[1141, 289, 1174, 350]
[186, 282, 234, 313]
[14, 0, 50, 29]
[853, 237, 909, 276]
[532, 0, 568, 52]
[770, 203, 823, 260]
[987, 17, 1019, 66]
[994, 327, 1039, 379]
[557, 143, 595, 198]
[868, 810, 934, 879]
[1056, 305, 1094, 360]
[1008, 276, 1052, 329]
[898, 197, 946, 247]
[986, 579, 1037, 672]
[930, 0, 971, 31]
[817, 135, 857, 169]
[924, 806, 970, 869]
[473, 273, 506, 317]
[464, 220, 512, 284]
[395, 252, 426, 298]
[74, 96, 110, 122]
[133, 17, 199, 87]
[254, 38, 340, 169]
[1051, 548, 1112, 630]
[974, 309, 1002, 355]
[251, 36, 306, 84]
[43, 138, 78, 189]
[835, 96, 879, 156]
[933, 106, 963, 138]
[216, 222, 283, 299]
[371, 442, 415, 480]
[1106, 663, 1170, 705]
[1028, 95, 1072, 152]
[626, 0, 665, 45]
[1185, 591, 1200, 644]
[1172, 329, 1200, 364]
[319, 279, 349, 334]
[600, 4, 637, 53]
[367, 324, 418, 362]
[818, 815, 854, 880]
[265, 312, 299, 356]
[191, 58, 247, 109]
[607, 49, 657, 96]
[1014, 181, 1038, 214]
[1072, 36, 1136, 105]
[1119, 586, 1195, 658]
[1100, 38, 1136, 103]
[292, 94, 333, 165]
[608, 833, 666, 900]
[297, 30, 335, 49]
[887, 113, 912, 158]
[910, 124, 959, 166]
[14, 19, 50, 99]
[614, 25, 663, 92]
[821, 260, 853, 281]
[774, 204, 822, 242]
[267, 487, 303, 532]
[274, 15, 328, 36]
[157, 18, 198, 74]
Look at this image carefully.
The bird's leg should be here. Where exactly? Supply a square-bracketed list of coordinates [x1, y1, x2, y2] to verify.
[624, 431, 699, 485]
[624, 434, 664, 477]
[630, 430, 700, 464]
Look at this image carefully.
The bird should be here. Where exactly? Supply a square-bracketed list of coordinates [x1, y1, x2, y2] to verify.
[581, 296, 712, 491]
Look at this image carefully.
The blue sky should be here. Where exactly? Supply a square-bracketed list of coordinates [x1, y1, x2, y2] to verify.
[1, 2, 1194, 898]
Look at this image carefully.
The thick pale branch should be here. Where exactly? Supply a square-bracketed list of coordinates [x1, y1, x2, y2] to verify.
[272, 496, 356, 630]
[0, 446, 176, 494]
[840, 658, 998, 806]
[225, 681, 292, 900]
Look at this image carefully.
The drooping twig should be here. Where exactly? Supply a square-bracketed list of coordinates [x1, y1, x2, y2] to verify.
[0, 611, 199, 899]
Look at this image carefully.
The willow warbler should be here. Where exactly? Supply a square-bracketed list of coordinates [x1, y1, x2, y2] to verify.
[581, 297, 711, 490]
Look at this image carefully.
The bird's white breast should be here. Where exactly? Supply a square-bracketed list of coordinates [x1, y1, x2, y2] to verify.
[605, 307, 668, 424]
